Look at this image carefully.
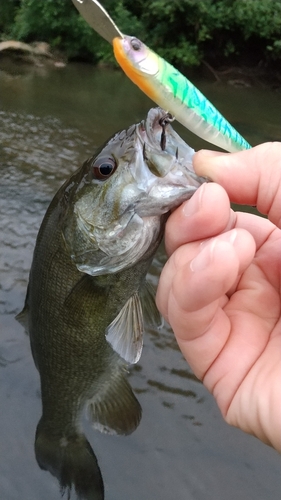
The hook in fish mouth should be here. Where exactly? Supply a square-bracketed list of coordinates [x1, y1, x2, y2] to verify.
[159, 113, 174, 128]
[159, 113, 175, 151]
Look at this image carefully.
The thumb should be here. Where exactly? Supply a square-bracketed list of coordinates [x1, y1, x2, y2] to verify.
[193, 143, 281, 227]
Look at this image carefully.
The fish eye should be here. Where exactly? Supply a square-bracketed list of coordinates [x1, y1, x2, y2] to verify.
[131, 37, 142, 51]
[91, 156, 117, 180]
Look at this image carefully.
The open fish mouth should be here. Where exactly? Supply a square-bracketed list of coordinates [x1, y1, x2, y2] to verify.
[136, 107, 204, 181]
[131, 107, 207, 215]
[137, 107, 183, 154]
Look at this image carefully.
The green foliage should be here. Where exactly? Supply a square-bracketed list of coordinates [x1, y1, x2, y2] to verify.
[8, 0, 103, 61]
[0, 0, 280, 66]
[123, 0, 281, 65]
[235, 0, 281, 39]
[0, 0, 20, 37]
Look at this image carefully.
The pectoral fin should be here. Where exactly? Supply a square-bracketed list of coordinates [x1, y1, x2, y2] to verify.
[106, 281, 163, 364]
[106, 292, 143, 364]
[140, 280, 163, 329]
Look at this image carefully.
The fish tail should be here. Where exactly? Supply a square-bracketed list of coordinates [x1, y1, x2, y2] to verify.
[35, 421, 104, 500]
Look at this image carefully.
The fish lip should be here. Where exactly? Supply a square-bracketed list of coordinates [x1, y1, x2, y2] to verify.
[134, 107, 208, 204]
[136, 107, 198, 178]
[137, 107, 191, 159]
[138, 107, 167, 149]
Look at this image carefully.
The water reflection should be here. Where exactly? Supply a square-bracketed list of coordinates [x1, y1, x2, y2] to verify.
[1, 65, 281, 500]
[147, 379, 197, 399]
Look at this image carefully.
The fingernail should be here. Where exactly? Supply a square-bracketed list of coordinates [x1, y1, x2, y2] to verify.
[190, 239, 216, 272]
[190, 231, 237, 273]
[196, 149, 224, 158]
[225, 229, 237, 245]
[193, 150, 227, 178]
[200, 229, 237, 250]
[182, 184, 205, 216]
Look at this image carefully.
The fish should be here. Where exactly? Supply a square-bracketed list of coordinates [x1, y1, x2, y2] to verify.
[113, 36, 251, 153]
[17, 107, 206, 499]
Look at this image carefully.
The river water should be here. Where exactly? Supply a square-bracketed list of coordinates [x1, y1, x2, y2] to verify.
[0, 61, 280, 500]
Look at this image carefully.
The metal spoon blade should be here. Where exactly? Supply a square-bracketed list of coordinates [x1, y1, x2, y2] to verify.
[72, 0, 123, 44]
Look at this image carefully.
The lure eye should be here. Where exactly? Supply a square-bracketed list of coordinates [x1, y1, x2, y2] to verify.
[91, 156, 117, 180]
[131, 37, 142, 51]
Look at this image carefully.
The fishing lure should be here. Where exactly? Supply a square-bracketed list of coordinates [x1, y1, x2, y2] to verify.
[113, 35, 251, 153]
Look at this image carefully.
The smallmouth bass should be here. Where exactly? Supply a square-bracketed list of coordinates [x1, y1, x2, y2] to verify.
[18, 108, 206, 499]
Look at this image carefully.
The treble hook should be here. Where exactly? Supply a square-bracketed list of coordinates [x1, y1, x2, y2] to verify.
[159, 113, 175, 151]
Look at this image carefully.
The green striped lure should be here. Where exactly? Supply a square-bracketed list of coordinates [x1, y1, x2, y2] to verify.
[113, 35, 251, 153]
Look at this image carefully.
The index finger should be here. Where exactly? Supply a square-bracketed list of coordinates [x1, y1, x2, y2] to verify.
[193, 142, 281, 227]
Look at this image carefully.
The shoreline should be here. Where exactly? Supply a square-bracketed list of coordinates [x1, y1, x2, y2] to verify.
[0, 40, 280, 91]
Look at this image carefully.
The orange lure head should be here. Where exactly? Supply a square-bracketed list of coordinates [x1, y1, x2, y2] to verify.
[113, 36, 159, 102]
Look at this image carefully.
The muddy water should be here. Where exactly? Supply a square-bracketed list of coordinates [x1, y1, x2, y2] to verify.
[0, 62, 280, 500]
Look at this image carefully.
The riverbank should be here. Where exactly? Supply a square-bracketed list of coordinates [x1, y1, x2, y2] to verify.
[0, 40, 67, 71]
[198, 60, 281, 90]
[0, 39, 280, 91]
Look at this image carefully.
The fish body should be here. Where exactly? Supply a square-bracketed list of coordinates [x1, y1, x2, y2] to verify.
[113, 36, 251, 153]
[18, 108, 206, 499]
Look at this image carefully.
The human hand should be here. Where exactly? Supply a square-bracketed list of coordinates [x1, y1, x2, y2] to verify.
[156, 143, 281, 451]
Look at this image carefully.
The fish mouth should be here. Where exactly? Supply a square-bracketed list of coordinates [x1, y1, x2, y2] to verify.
[138, 108, 171, 149]
[137, 107, 198, 173]
[134, 107, 207, 199]
[137, 107, 182, 148]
